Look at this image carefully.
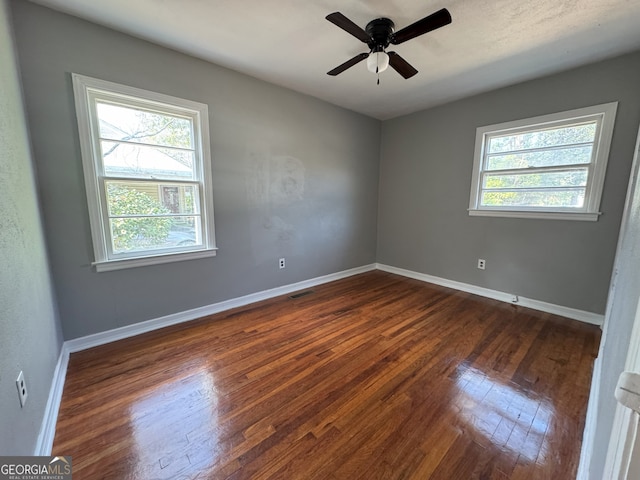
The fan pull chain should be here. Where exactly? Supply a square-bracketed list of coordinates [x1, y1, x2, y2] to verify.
[376, 67, 380, 85]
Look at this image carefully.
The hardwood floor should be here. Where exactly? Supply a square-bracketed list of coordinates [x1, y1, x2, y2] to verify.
[53, 271, 601, 479]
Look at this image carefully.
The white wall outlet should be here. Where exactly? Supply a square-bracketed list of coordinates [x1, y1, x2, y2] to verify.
[279, 258, 285, 269]
[477, 259, 486, 270]
[16, 371, 27, 407]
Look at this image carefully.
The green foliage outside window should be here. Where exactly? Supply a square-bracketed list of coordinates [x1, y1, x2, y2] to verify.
[107, 184, 173, 252]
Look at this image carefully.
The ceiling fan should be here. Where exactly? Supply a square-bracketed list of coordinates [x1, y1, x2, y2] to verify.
[326, 8, 452, 82]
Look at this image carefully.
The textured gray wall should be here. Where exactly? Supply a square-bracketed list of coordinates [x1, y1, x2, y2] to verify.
[0, 0, 62, 455]
[377, 52, 640, 314]
[589, 135, 640, 478]
[10, 1, 380, 340]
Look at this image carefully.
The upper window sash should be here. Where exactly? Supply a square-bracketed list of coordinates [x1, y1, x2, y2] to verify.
[94, 99, 199, 183]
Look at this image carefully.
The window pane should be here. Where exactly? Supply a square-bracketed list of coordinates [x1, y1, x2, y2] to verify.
[481, 189, 585, 208]
[483, 169, 588, 190]
[110, 215, 201, 253]
[487, 122, 597, 154]
[158, 185, 198, 214]
[97, 101, 193, 149]
[101, 141, 194, 179]
[106, 181, 198, 216]
[486, 145, 593, 170]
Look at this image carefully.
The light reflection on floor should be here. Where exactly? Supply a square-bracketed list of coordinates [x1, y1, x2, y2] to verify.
[451, 365, 555, 466]
[129, 367, 220, 478]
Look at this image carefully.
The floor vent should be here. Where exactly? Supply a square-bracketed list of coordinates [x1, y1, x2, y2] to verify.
[289, 290, 314, 299]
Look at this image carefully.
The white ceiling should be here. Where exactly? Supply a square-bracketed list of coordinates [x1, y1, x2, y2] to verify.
[28, 0, 640, 120]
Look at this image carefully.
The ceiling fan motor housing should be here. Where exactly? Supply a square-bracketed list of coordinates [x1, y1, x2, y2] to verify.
[365, 18, 395, 52]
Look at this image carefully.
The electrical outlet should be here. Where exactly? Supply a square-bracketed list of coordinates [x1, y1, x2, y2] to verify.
[477, 259, 486, 270]
[279, 258, 285, 269]
[16, 371, 27, 407]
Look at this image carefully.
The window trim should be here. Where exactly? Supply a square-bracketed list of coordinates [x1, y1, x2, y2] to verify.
[468, 102, 618, 221]
[72, 73, 217, 271]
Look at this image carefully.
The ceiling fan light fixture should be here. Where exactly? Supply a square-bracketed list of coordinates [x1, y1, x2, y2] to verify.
[367, 51, 389, 73]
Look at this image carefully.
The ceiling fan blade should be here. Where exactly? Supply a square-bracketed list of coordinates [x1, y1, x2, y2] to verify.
[326, 12, 371, 43]
[387, 52, 418, 79]
[391, 8, 452, 45]
[327, 53, 369, 76]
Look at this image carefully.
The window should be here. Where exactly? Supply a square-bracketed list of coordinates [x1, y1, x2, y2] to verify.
[469, 102, 617, 221]
[72, 74, 216, 271]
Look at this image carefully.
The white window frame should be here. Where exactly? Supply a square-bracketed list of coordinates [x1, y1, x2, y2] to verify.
[468, 102, 618, 221]
[72, 74, 217, 271]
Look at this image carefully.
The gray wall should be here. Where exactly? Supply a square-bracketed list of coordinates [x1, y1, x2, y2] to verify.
[378, 52, 640, 314]
[10, 1, 380, 340]
[0, 0, 62, 455]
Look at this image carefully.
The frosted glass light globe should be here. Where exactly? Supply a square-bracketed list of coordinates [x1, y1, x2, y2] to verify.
[367, 51, 389, 73]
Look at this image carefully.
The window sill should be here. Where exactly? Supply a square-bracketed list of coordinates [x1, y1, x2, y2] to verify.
[93, 248, 218, 272]
[468, 209, 600, 221]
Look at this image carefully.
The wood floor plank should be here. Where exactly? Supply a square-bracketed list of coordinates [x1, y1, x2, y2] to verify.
[53, 271, 600, 479]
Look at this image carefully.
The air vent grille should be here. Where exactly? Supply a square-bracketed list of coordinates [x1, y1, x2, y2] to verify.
[289, 290, 314, 299]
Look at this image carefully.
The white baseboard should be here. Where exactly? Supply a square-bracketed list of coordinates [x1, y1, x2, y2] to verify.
[376, 263, 604, 326]
[34, 343, 70, 455]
